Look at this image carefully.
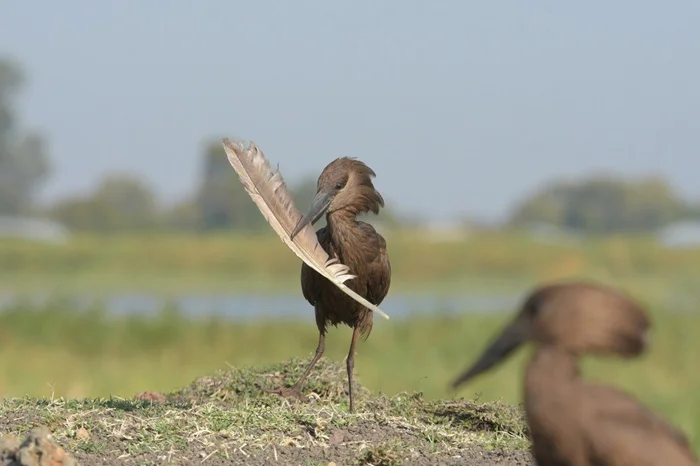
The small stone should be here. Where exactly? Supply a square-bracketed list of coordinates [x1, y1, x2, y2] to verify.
[75, 428, 90, 442]
[6, 426, 79, 466]
[134, 391, 167, 403]
[329, 430, 346, 445]
[0, 435, 21, 461]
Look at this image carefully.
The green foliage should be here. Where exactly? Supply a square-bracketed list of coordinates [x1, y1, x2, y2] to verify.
[193, 140, 269, 231]
[508, 174, 694, 234]
[0, 57, 51, 215]
[48, 173, 161, 233]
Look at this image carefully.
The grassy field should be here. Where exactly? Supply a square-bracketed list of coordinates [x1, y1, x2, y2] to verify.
[0, 232, 699, 462]
[0, 298, 697, 453]
[1, 231, 700, 295]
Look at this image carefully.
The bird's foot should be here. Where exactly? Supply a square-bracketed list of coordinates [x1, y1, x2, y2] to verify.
[261, 385, 309, 403]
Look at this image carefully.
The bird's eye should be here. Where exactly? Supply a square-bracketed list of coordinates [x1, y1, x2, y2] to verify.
[335, 182, 344, 190]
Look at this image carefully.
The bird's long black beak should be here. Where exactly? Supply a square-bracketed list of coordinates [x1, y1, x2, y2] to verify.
[290, 190, 333, 240]
[450, 315, 530, 390]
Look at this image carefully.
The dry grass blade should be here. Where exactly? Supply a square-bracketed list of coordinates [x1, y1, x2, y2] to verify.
[221, 138, 389, 320]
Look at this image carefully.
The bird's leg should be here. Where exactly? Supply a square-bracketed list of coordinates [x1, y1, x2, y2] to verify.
[263, 332, 325, 402]
[346, 325, 361, 413]
[292, 332, 326, 391]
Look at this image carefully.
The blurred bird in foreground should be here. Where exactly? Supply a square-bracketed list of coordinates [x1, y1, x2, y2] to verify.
[452, 281, 698, 466]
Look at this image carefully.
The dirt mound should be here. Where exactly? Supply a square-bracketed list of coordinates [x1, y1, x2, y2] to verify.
[0, 427, 78, 466]
[0, 358, 534, 465]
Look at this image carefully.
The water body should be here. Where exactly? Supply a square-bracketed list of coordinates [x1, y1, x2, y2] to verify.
[0, 291, 523, 321]
[2, 286, 698, 320]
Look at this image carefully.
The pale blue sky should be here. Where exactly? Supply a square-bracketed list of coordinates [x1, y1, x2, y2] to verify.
[2, 1, 699, 221]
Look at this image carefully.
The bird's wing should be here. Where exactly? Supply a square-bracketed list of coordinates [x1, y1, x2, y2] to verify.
[357, 222, 391, 306]
[584, 383, 697, 465]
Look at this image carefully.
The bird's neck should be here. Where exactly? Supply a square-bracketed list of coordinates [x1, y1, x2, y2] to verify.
[326, 211, 364, 262]
[524, 345, 580, 406]
[523, 346, 583, 463]
[527, 345, 580, 382]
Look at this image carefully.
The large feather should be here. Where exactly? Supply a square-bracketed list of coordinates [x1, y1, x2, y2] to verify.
[222, 138, 390, 320]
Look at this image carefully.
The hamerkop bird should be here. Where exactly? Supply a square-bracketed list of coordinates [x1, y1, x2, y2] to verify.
[451, 281, 698, 466]
[221, 139, 390, 414]
[271, 157, 390, 413]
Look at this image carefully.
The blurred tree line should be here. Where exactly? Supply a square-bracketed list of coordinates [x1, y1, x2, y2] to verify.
[507, 175, 700, 234]
[45, 141, 403, 233]
[2, 56, 699, 235]
[0, 57, 403, 233]
[0, 58, 50, 216]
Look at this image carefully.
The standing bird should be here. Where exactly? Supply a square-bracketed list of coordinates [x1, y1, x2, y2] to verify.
[221, 139, 391, 414]
[451, 281, 698, 466]
[268, 157, 391, 413]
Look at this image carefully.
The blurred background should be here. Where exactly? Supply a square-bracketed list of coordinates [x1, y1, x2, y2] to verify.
[1, 0, 699, 446]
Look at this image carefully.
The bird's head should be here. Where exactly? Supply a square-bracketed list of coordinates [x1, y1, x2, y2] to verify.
[450, 281, 651, 390]
[290, 157, 384, 239]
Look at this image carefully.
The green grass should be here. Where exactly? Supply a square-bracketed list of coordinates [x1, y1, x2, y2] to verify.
[2, 231, 700, 293]
[0, 298, 698, 454]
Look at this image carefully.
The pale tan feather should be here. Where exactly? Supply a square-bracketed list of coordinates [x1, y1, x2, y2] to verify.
[222, 138, 390, 320]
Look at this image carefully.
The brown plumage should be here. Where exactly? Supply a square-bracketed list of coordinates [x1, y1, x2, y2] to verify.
[451, 281, 698, 466]
[266, 157, 391, 413]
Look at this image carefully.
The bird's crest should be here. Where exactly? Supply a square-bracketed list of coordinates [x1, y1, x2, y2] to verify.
[221, 139, 390, 320]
